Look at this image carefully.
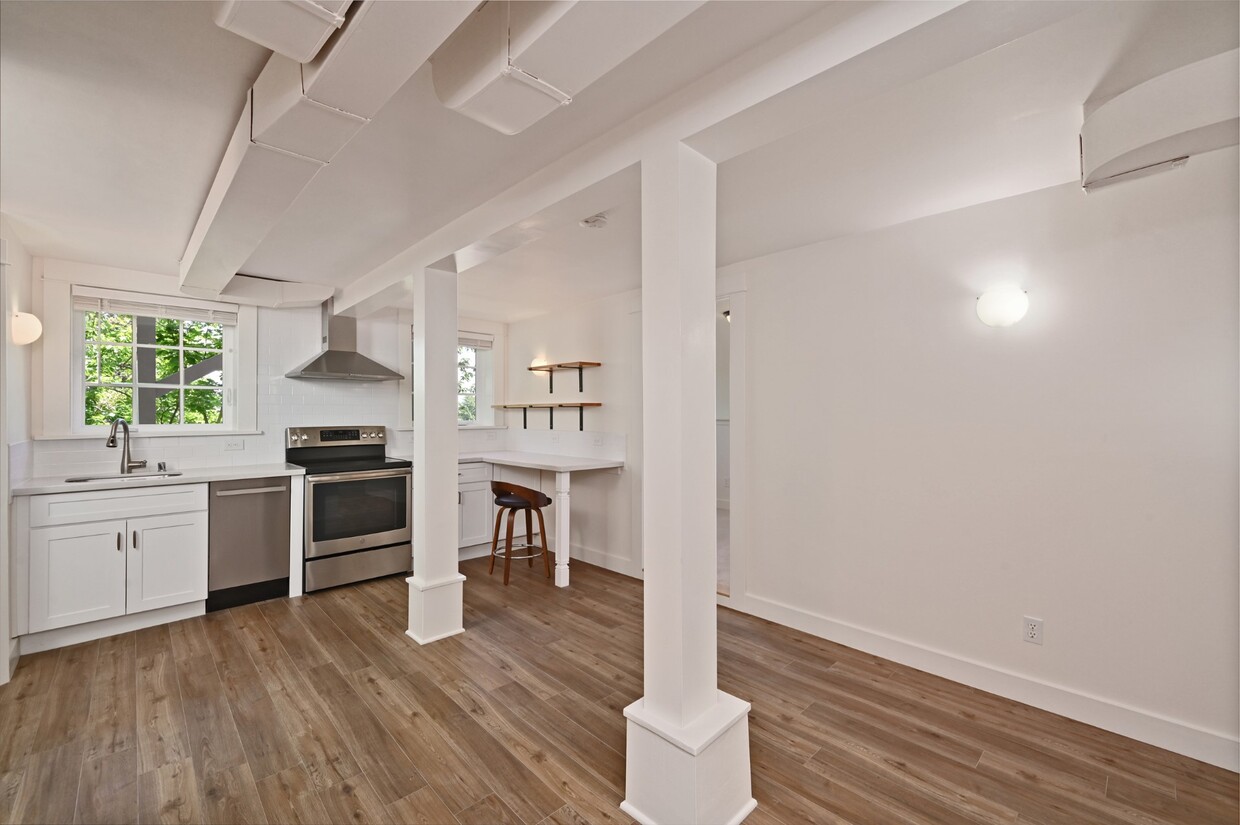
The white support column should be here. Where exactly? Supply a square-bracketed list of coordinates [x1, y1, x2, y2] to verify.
[623, 143, 754, 825]
[407, 266, 465, 644]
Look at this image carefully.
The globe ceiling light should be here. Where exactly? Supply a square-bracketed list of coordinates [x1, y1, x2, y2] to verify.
[976, 287, 1029, 328]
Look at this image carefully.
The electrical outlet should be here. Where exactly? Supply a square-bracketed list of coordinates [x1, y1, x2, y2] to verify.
[224, 439, 245, 452]
[723, 476, 730, 488]
[551, 433, 560, 443]
[592, 435, 603, 447]
[486, 430, 497, 441]
[1023, 616, 1044, 645]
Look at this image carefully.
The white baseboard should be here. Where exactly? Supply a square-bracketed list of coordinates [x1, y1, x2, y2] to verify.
[6, 638, 17, 681]
[735, 591, 1239, 772]
[459, 544, 493, 562]
[572, 542, 639, 578]
[18, 601, 205, 654]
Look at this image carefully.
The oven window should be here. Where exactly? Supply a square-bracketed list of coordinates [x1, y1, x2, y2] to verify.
[312, 476, 407, 542]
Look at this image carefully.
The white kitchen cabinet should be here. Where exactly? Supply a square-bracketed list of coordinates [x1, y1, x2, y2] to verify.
[127, 512, 209, 614]
[459, 482, 493, 548]
[29, 520, 128, 632]
[24, 484, 209, 634]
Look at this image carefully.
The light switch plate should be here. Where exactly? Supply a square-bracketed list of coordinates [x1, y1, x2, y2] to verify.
[224, 439, 245, 452]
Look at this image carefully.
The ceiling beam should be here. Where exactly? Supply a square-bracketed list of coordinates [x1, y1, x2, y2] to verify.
[178, 0, 478, 298]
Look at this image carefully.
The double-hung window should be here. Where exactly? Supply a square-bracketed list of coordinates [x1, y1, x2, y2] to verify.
[408, 329, 496, 426]
[73, 287, 239, 432]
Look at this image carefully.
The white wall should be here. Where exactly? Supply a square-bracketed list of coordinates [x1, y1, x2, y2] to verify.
[504, 289, 643, 577]
[24, 261, 415, 476]
[1, 216, 35, 680]
[722, 147, 1239, 767]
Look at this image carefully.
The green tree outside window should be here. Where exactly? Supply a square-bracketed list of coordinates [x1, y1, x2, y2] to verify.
[84, 311, 225, 426]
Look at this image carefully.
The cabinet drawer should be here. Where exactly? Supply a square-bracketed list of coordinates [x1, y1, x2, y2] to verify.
[457, 463, 492, 485]
[31, 483, 209, 527]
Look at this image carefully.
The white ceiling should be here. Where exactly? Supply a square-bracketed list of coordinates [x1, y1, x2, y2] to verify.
[2, 1, 1236, 323]
[455, 166, 641, 323]
[0, 1, 270, 275]
[715, 0, 1239, 267]
[0, 0, 824, 287]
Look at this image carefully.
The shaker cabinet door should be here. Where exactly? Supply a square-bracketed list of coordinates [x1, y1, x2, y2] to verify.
[127, 511, 208, 614]
[459, 482, 493, 548]
[29, 520, 128, 632]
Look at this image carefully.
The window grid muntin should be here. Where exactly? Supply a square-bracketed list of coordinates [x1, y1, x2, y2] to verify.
[82, 310, 226, 427]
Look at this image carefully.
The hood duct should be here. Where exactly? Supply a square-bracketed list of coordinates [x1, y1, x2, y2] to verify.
[286, 302, 403, 381]
[430, 0, 703, 135]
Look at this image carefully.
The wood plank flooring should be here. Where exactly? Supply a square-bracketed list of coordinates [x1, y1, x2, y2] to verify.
[1, 555, 1236, 824]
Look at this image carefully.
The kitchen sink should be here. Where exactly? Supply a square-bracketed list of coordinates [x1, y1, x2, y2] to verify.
[65, 471, 184, 483]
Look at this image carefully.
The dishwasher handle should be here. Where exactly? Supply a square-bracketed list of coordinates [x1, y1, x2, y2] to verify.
[215, 485, 287, 497]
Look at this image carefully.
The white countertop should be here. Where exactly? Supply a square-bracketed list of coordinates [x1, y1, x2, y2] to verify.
[14, 451, 624, 497]
[461, 450, 625, 473]
[11, 463, 305, 497]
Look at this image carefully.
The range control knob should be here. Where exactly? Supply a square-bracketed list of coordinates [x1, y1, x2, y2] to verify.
[361, 432, 370, 439]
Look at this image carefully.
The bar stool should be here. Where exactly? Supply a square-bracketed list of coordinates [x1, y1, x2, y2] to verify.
[489, 481, 552, 585]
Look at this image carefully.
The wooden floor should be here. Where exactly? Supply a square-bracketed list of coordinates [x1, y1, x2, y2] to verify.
[1, 556, 1236, 825]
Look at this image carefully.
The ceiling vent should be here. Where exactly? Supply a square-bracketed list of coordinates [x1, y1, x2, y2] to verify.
[1081, 49, 1238, 191]
[430, 0, 703, 136]
[214, 0, 351, 64]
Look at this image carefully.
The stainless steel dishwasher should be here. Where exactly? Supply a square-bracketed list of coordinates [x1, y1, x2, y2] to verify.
[207, 476, 291, 611]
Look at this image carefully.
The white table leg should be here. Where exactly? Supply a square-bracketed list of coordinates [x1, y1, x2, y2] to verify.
[554, 471, 571, 587]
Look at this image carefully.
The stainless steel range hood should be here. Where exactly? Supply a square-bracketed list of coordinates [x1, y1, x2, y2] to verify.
[286, 301, 403, 381]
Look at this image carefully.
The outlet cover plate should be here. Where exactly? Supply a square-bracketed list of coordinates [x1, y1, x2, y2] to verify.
[1023, 616, 1044, 645]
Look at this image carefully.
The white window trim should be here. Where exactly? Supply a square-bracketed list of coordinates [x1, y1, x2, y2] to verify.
[33, 259, 258, 438]
[398, 313, 507, 431]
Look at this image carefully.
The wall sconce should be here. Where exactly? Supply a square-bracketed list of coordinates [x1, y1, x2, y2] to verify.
[11, 311, 42, 345]
[976, 287, 1028, 327]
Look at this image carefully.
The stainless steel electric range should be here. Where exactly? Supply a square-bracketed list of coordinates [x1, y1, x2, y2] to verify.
[286, 426, 411, 592]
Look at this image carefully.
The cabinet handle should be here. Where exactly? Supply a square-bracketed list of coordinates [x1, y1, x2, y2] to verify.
[116, 532, 122, 552]
[458, 491, 462, 505]
[133, 530, 139, 549]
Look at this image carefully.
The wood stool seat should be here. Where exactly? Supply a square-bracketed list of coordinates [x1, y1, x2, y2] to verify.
[489, 481, 551, 585]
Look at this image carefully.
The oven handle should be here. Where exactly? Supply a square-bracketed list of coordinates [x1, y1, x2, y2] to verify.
[306, 468, 412, 485]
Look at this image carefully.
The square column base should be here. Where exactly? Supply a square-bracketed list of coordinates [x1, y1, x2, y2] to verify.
[406, 573, 465, 644]
[622, 691, 755, 825]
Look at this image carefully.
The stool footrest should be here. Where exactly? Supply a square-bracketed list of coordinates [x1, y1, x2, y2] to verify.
[491, 542, 544, 562]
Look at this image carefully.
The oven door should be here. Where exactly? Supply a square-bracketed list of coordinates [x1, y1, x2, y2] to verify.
[305, 468, 412, 559]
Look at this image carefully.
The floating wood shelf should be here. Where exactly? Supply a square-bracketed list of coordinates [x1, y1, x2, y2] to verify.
[495, 402, 602, 430]
[528, 361, 601, 393]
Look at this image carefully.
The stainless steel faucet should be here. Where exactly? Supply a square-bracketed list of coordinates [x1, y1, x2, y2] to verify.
[105, 418, 147, 474]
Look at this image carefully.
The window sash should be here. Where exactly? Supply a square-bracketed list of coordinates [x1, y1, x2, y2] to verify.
[74, 307, 236, 430]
